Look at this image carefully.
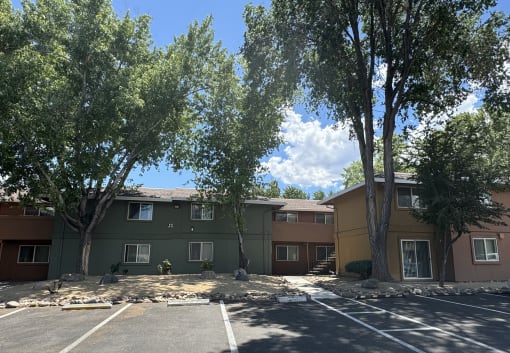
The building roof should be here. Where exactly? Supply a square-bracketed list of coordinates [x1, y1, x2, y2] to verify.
[116, 187, 286, 206]
[271, 198, 333, 213]
[319, 173, 417, 205]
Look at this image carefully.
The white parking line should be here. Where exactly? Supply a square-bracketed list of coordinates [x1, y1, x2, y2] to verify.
[58, 303, 132, 353]
[0, 308, 26, 318]
[312, 299, 426, 353]
[220, 300, 238, 353]
[418, 295, 510, 315]
[314, 298, 507, 353]
[483, 293, 510, 300]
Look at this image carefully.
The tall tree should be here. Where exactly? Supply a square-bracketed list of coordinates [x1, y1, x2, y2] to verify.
[282, 186, 309, 199]
[0, 0, 230, 275]
[189, 55, 285, 272]
[411, 110, 510, 286]
[341, 134, 413, 188]
[244, 1, 509, 280]
[313, 190, 326, 200]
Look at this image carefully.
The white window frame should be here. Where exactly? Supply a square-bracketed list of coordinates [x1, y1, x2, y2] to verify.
[190, 203, 214, 221]
[315, 213, 334, 224]
[276, 245, 299, 262]
[188, 242, 214, 262]
[275, 212, 298, 223]
[472, 238, 499, 262]
[400, 239, 433, 280]
[123, 244, 151, 264]
[397, 187, 423, 209]
[316, 246, 335, 261]
[127, 202, 153, 221]
[17, 245, 51, 264]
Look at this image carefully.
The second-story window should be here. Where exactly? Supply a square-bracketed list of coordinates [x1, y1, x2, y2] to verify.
[128, 202, 153, 221]
[191, 203, 214, 220]
[275, 212, 298, 223]
[315, 213, 334, 224]
[397, 187, 423, 209]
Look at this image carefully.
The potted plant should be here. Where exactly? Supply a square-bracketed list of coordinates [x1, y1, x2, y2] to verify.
[200, 259, 215, 279]
[157, 259, 172, 275]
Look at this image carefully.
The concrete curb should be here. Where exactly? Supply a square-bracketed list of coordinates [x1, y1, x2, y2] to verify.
[167, 298, 210, 306]
[62, 303, 113, 310]
[277, 295, 308, 303]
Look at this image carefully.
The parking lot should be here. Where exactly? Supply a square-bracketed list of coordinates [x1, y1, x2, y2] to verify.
[1, 293, 509, 353]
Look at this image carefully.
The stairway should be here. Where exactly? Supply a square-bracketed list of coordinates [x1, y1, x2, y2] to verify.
[307, 252, 336, 275]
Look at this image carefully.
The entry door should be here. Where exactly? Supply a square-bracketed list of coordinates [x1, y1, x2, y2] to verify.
[401, 240, 432, 279]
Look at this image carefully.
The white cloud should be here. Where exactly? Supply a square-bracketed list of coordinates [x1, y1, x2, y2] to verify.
[263, 109, 359, 189]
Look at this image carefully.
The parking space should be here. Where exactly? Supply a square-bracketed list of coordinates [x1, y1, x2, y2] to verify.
[0, 294, 509, 352]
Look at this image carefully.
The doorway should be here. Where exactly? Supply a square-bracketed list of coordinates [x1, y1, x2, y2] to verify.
[400, 240, 432, 280]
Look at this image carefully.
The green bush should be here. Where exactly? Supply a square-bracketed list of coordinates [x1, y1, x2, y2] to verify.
[157, 259, 172, 274]
[345, 260, 372, 279]
[200, 259, 214, 271]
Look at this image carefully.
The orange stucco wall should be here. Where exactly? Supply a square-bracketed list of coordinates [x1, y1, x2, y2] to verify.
[333, 184, 436, 281]
[452, 191, 510, 281]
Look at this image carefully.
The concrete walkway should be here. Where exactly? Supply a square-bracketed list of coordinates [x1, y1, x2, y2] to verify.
[284, 276, 339, 300]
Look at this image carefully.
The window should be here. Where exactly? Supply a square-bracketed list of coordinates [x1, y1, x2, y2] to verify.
[275, 212, 298, 223]
[124, 244, 151, 263]
[316, 246, 335, 261]
[473, 238, 499, 262]
[315, 213, 334, 224]
[17, 245, 50, 263]
[189, 242, 213, 261]
[24, 207, 55, 216]
[276, 245, 299, 261]
[397, 187, 423, 208]
[128, 203, 153, 221]
[191, 204, 214, 220]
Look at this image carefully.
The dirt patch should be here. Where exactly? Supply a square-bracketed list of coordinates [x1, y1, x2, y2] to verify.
[0, 274, 292, 303]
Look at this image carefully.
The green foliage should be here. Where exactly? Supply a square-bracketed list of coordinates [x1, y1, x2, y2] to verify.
[312, 190, 325, 200]
[200, 259, 214, 271]
[341, 134, 413, 188]
[257, 180, 281, 198]
[157, 259, 172, 274]
[110, 262, 121, 274]
[282, 186, 309, 199]
[345, 260, 372, 279]
[410, 110, 510, 285]
[243, 0, 509, 281]
[0, 0, 233, 275]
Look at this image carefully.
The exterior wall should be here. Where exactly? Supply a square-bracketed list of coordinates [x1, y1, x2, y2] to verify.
[0, 203, 54, 281]
[452, 191, 510, 281]
[48, 200, 273, 277]
[271, 210, 334, 275]
[334, 184, 437, 281]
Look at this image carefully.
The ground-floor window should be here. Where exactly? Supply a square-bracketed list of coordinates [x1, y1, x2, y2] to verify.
[473, 238, 499, 262]
[188, 242, 214, 261]
[276, 245, 299, 261]
[17, 245, 50, 263]
[124, 244, 151, 263]
[401, 240, 432, 279]
[316, 246, 335, 261]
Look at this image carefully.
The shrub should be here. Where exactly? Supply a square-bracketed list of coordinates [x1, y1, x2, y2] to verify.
[200, 259, 214, 271]
[345, 260, 372, 279]
[110, 262, 121, 274]
[157, 259, 172, 274]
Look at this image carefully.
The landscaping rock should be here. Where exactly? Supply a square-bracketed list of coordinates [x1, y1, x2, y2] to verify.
[60, 273, 84, 282]
[33, 280, 62, 294]
[200, 271, 216, 279]
[234, 269, 249, 281]
[361, 278, 379, 289]
[6, 301, 20, 308]
[99, 274, 118, 285]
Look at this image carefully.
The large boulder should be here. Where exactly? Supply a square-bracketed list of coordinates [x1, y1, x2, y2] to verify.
[361, 278, 379, 289]
[32, 280, 62, 294]
[234, 268, 249, 281]
[99, 273, 119, 285]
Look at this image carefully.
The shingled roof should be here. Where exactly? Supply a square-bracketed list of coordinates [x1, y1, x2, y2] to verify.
[270, 198, 333, 213]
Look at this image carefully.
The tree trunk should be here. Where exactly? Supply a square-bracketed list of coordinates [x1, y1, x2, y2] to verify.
[439, 229, 454, 287]
[237, 228, 249, 270]
[78, 228, 93, 275]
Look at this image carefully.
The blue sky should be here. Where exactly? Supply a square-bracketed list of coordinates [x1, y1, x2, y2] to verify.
[12, 1, 510, 195]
